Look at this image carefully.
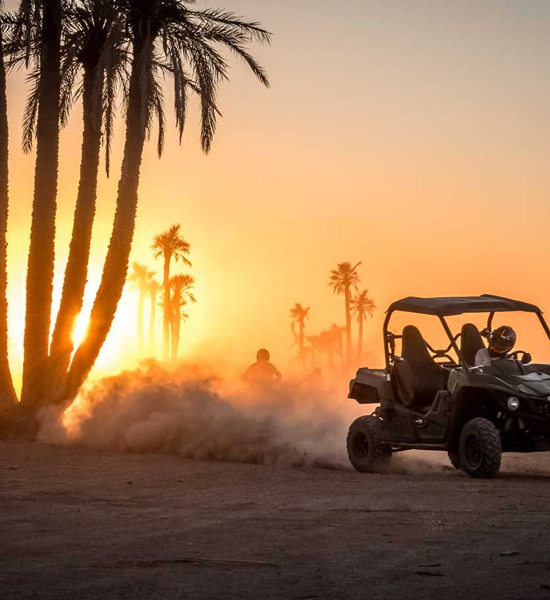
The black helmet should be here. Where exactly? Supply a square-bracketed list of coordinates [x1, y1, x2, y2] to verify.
[256, 348, 270, 362]
[489, 326, 516, 356]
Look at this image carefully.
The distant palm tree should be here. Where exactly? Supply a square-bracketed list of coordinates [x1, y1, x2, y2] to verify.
[147, 278, 161, 353]
[351, 289, 376, 365]
[306, 334, 321, 369]
[330, 323, 345, 364]
[319, 329, 336, 371]
[328, 262, 361, 366]
[0, 15, 16, 411]
[290, 303, 310, 374]
[62, 2, 271, 404]
[48, 0, 126, 387]
[128, 262, 153, 350]
[153, 225, 191, 360]
[169, 273, 196, 360]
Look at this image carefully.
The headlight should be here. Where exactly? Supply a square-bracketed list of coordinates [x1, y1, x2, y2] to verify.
[507, 396, 520, 411]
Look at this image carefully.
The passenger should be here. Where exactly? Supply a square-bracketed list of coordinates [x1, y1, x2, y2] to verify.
[475, 326, 516, 367]
[241, 349, 282, 390]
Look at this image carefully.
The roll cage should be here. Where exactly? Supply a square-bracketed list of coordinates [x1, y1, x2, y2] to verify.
[383, 294, 550, 371]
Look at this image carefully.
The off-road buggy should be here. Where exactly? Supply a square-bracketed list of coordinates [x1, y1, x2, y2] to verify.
[347, 294, 550, 479]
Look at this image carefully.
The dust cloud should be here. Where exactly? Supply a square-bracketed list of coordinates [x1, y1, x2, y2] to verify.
[37, 362, 353, 470]
[37, 362, 451, 474]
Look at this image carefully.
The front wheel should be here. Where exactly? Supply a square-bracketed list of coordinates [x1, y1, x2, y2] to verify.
[459, 417, 502, 479]
[347, 416, 391, 473]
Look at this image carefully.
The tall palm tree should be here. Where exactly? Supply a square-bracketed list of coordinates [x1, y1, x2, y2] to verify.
[0, 10, 16, 412]
[61, 3, 271, 404]
[350, 289, 376, 365]
[6, 0, 64, 407]
[328, 261, 361, 366]
[290, 303, 309, 374]
[48, 0, 126, 388]
[128, 262, 153, 350]
[169, 273, 195, 360]
[147, 277, 160, 353]
[153, 224, 191, 361]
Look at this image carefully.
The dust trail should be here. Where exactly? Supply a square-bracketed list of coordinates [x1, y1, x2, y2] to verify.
[37, 362, 352, 470]
[391, 451, 452, 474]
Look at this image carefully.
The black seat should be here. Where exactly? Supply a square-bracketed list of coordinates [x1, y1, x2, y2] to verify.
[393, 325, 445, 411]
[461, 323, 485, 367]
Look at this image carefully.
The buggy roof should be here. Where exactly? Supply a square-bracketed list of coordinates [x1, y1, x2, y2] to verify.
[387, 294, 541, 317]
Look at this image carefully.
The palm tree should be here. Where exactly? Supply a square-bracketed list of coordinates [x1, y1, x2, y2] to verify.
[351, 289, 376, 365]
[319, 329, 336, 371]
[169, 273, 196, 360]
[328, 261, 361, 366]
[48, 0, 126, 387]
[5, 0, 64, 407]
[128, 262, 153, 350]
[147, 277, 160, 353]
[290, 303, 309, 374]
[330, 323, 345, 365]
[306, 335, 321, 369]
[61, 3, 271, 404]
[153, 224, 191, 361]
[0, 11, 16, 412]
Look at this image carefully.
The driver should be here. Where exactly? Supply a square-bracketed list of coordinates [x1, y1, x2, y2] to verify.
[475, 326, 516, 367]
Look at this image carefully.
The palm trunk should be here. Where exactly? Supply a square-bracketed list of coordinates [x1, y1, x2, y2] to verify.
[357, 316, 363, 366]
[0, 31, 17, 412]
[21, 0, 62, 408]
[137, 288, 144, 350]
[60, 37, 148, 404]
[148, 290, 156, 353]
[298, 320, 304, 374]
[48, 67, 102, 387]
[170, 309, 180, 361]
[345, 286, 351, 366]
[162, 256, 170, 361]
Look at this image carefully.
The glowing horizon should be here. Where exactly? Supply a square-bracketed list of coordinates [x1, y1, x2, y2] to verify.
[4, 0, 550, 392]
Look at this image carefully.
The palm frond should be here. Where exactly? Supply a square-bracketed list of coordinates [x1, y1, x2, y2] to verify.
[21, 67, 39, 153]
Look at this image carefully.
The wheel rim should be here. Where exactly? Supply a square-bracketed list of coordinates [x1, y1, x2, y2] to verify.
[353, 431, 370, 459]
[465, 433, 482, 468]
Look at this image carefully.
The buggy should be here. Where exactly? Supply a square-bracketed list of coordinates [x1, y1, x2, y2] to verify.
[347, 294, 550, 478]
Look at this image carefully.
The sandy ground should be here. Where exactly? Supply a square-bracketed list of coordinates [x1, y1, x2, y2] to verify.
[2, 441, 550, 600]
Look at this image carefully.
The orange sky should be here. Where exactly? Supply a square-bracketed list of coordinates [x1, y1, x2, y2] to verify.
[4, 0, 550, 389]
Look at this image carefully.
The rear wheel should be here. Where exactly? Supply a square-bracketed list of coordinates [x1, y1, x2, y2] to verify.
[347, 416, 391, 473]
[459, 417, 502, 479]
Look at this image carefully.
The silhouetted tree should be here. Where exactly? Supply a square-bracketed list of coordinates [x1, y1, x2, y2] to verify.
[61, 3, 271, 403]
[319, 329, 336, 371]
[147, 277, 160, 353]
[328, 262, 361, 366]
[306, 334, 321, 369]
[351, 289, 376, 365]
[6, 0, 64, 407]
[129, 262, 153, 350]
[290, 303, 309, 374]
[153, 224, 191, 361]
[49, 0, 126, 390]
[169, 273, 195, 360]
[330, 323, 345, 364]
[0, 10, 16, 412]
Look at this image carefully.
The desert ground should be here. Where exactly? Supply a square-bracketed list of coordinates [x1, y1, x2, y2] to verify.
[2, 441, 550, 600]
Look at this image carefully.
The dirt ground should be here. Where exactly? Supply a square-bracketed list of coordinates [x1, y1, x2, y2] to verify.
[2, 441, 550, 600]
